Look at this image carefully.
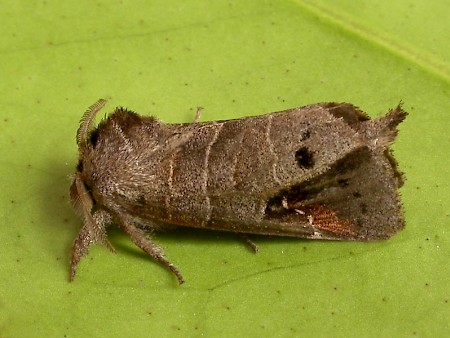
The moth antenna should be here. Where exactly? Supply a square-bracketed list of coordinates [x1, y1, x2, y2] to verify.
[76, 99, 107, 153]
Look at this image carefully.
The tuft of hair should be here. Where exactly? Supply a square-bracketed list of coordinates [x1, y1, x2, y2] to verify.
[380, 102, 408, 143]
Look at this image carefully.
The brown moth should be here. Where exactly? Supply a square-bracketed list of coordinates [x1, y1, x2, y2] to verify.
[70, 99, 407, 284]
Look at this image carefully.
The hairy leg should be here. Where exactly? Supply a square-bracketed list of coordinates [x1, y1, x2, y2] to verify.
[70, 209, 115, 281]
[116, 213, 185, 285]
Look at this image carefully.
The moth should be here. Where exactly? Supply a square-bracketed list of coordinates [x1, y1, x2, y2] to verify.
[70, 99, 407, 284]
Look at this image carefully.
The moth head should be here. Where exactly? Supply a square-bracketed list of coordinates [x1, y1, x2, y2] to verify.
[70, 156, 94, 215]
[70, 99, 107, 215]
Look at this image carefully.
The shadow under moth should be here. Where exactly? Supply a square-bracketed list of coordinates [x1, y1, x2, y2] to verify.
[70, 99, 407, 284]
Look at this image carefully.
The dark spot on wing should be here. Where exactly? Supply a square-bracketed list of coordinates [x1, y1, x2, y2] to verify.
[295, 147, 314, 169]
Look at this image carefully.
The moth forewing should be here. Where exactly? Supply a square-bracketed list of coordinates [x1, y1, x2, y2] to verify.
[69, 100, 407, 284]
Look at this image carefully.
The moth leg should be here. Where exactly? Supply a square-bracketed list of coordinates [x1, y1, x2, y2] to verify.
[237, 234, 260, 253]
[70, 209, 115, 281]
[117, 215, 185, 285]
[193, 106, 203, 123]
[70, 222, 93, 281]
